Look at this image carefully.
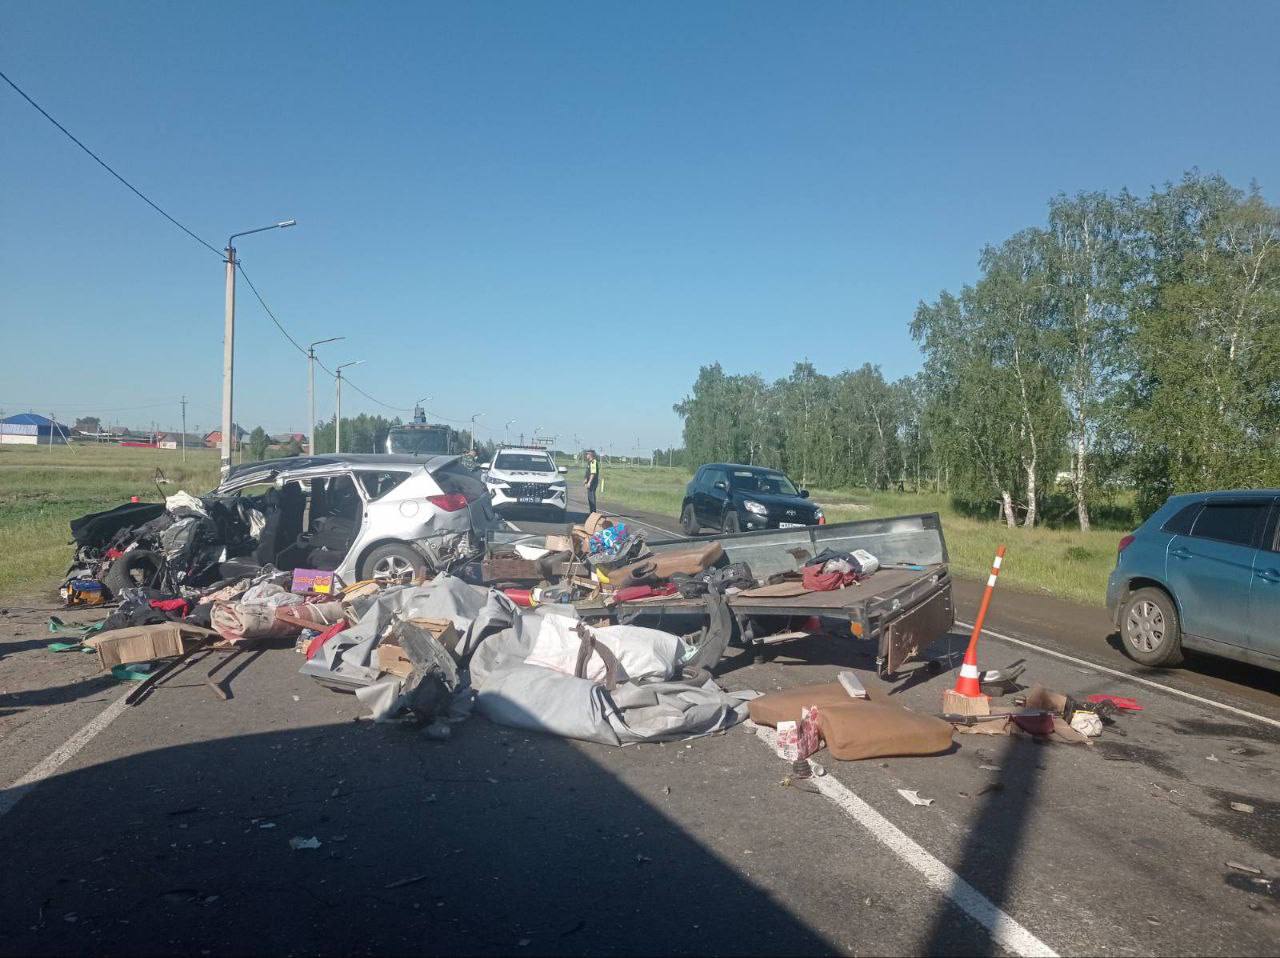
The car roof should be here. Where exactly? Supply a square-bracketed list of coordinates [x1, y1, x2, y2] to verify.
[496, 447, 553, 455]
[1170, 489, 1280, 502]
[702, 463, 785, 474]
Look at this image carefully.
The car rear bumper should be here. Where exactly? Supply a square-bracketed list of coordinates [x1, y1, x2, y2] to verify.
[1105, 569, 1124, 625]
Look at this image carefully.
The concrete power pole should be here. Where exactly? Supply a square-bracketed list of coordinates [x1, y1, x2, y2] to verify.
[220, 244, 237, 477]
[180, 395, 188, 462]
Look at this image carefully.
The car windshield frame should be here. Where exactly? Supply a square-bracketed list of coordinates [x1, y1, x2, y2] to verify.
[729, 469, 800, 496]
[493, 452, 556, 474]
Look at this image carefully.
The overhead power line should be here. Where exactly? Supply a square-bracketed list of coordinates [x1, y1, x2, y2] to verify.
[0, 67, 223, 258]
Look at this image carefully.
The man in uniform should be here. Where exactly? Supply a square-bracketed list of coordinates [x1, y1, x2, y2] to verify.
[583, 449, 601, 515]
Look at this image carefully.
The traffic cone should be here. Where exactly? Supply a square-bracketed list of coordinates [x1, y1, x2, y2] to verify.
[950, 544, 1006, 700]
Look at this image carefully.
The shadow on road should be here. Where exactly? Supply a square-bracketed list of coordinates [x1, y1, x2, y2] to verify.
[1103, 631, 1280, 697]
[0, 715, 840, 956]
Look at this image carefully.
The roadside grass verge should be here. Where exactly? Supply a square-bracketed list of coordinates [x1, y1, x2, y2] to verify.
[599, 464, 1123, 607]
[0, 445, 220, 600]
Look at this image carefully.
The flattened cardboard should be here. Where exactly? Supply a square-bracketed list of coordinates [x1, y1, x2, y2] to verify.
[85, 622, 216, 669]
[376, 643, 414, 677]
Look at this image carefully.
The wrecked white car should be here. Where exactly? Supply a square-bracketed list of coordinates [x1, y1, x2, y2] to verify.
[215, 454, 497, 583]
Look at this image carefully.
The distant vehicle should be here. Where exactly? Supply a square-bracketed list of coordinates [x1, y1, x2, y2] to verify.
[385, 422, 452, 456]
[681, 464, 824, 535]
[481, 446, 569, 520]
[1106, 490, 1280, 672]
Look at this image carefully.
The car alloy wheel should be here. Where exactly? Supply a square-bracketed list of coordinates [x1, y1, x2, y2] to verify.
[372, 553, 416, 581]
[1125, 599, 1165, 653]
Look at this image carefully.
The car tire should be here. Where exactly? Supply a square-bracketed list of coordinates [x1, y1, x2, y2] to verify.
[359, 542, 429, 583]
[680, 504, 698, 536]
[103, 549, 163, 598]
[722, 512, 740, 534]
[1119, 586, 1184, 667]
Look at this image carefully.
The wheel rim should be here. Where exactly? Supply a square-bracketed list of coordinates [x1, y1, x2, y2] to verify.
[1125, 600, 1165, 653]
[373, 554, 415, 581]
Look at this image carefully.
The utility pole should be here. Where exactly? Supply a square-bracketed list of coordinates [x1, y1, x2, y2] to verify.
[307, 337, 343, 456]
[180, 396, 188, 462]
[334, 360, 363, 454]
[220, 219, 296, 478]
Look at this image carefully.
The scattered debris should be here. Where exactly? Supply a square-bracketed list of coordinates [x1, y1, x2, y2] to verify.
[289, 836, 322, 850]
[385, 874, 429, 889]
[1230, 802, 1256, 814]
[1227, 862, 1262, 875]
[898, 789, 934, 807]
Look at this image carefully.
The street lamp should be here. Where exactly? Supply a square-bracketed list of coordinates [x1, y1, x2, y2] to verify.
[504, 418, 516, 444]
[307, 336, 343, 456]
[334, 360, 363, 453]
[220, 219, 296, 477]
[470, 412, 484, 451]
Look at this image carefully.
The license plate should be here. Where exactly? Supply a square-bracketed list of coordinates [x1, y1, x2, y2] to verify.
[779, 521, 806, 529]
[518, 496, 542, 503]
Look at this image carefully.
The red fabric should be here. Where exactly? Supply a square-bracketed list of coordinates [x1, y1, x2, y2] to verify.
[149, 598, 191, 617]
[1086, 694, 1143, 711]
[105, 548, 124, 560]
[613, 583, 679, 603]
[305, 619, 350, 661]
[802, 567, 856, 592]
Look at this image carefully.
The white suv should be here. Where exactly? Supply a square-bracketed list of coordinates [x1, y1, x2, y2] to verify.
[482, 447, 568, 520]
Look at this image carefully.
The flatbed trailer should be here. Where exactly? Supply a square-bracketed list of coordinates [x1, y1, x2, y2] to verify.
[591, 512, 955, 678]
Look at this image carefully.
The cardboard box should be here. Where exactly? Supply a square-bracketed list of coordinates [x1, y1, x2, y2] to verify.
[942, 688, 991, 716]
[376, 643, 414, 677]
[544, 534, 574, 554]
[291, 568, 335, 594]
[85, 622, 216, 669]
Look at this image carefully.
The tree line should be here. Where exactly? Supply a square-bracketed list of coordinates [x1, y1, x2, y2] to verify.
[674, 171, 1280, 530]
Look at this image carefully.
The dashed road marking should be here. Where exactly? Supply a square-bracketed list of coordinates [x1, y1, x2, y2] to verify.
[960, 621, 1280, 731]
[0, 690, 132, 819]
[750, 723, 1059, 957]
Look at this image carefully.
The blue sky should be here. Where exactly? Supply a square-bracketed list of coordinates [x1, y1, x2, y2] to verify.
[2, 1, 1276, 453]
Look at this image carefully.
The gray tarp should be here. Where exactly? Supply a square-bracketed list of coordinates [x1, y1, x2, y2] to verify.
[471, 613, 757, 745]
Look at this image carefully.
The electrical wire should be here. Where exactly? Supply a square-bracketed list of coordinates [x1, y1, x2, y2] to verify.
[234, 262, 309, 359]
[0, 67, 223, 259]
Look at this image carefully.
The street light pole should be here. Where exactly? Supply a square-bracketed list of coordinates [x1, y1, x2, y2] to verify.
[470, 412, 484, 452]
[220, 219, 296, 477]
[504, 418, 516, 445]
[334, 360, 363, 453]
[307, 336, 343, 455]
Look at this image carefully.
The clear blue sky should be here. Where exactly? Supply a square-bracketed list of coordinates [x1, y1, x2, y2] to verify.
[2, 1, 1276, 453]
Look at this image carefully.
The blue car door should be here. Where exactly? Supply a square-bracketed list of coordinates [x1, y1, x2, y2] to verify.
[1165, 498, 1268, 649]
[1248, 498, 1280, 660]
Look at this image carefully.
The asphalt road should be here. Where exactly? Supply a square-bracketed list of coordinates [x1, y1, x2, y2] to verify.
[0, 487, 1277, 956]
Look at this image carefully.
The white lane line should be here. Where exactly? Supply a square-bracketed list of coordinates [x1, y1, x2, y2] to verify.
[959, 620, 1280, 732]
[0, 690, 132, 819]
[750, 723, 1059, 958]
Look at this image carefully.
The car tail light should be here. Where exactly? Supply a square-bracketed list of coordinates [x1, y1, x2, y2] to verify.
[818, 516, 826, 525]
[1118, 534, 1135, 555]
[427, 493, 470, 512]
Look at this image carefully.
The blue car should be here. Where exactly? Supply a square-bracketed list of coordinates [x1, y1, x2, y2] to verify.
[1106, 491, 1280, 671]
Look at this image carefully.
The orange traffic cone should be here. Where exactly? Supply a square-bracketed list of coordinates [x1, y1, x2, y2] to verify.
[951, 544, 1006, 699]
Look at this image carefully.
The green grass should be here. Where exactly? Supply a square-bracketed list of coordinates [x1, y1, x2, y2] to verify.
[599, 464, 1122, 607]
[0, 444, 221, 600]
[0, 449, 1123, 608]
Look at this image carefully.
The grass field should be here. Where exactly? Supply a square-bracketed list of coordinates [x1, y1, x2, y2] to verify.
[0, 444, 221, 600]
[598, 463, 1126, 607]
[1, 446, 1125, 607]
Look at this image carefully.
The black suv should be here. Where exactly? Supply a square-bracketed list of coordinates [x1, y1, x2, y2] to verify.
[680, 463, 824, 534]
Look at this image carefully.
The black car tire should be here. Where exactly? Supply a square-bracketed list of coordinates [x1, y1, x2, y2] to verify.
[359, 543, 429, 582]
[1119, 586, 1184, 667]
[722, 512, 741, 534]
[680, 504, 699, 536]
[103, 549, 163, 598]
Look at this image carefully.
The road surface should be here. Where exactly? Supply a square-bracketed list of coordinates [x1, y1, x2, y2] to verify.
[0, 486, 1276, 956]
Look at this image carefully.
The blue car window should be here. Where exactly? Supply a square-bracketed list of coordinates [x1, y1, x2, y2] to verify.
[1190, 502, 1267, 548]
[1162, 502, 1203, 535]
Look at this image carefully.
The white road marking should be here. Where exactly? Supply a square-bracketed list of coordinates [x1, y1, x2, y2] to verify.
[750, 723, 1059, 958]
[959, 620, 1280, 731]
[0, 690, 133, 819]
